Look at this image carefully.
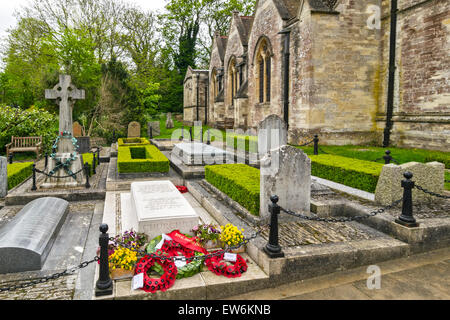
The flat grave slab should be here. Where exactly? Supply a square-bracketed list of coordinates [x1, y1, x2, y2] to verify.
[172, 142, 232, 166]
[124, 181, 199, 239]
[0, 197, 69, 274]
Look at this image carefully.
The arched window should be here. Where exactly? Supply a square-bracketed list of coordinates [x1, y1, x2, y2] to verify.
[227, 57, 237, 106]
[254, 37, 272, 104]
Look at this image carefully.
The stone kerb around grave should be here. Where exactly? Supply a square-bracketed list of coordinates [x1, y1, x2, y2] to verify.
[375, 161, 445, 206]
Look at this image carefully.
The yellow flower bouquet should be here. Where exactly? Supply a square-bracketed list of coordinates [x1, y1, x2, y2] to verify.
[219, 224, 246, 253]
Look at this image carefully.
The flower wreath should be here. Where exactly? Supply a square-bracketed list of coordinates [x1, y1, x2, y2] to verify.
[205, 252, 248, 278]
[134, 250, 177, 293]
[146, 237, 204, 279]
[49, 131, 80, 179]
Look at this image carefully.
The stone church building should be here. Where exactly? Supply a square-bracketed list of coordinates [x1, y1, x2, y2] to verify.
[183, 0, 449, 151]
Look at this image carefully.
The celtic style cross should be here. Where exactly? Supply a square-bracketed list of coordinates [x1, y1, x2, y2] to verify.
[45, 75, 85, 135]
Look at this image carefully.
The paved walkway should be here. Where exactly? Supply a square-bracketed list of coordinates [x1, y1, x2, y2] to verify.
[226, 247, 450, 300]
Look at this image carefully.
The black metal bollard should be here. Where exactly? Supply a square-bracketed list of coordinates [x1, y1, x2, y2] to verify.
[31, 164, 37, 191]
[44, 153, 48, 168]
[95, 224, 113, 297]
[112, 129, 116, 143]
[200, 128, 203, 143]
[92, 153, 97, 175]
[180, 126, 184, 141]
[383, 150, 393, 164]
[207, 129, 211, 145]
[313, 135, 319, 155]
[84, 162, 91, 189]
[189, 127, 193, 142]
[150, 126, 153, 139]
[395, 172, 419, 228]
[8, 154, 13, 164]
[97, 148, 100, 165]
[263, 195, 285, 258]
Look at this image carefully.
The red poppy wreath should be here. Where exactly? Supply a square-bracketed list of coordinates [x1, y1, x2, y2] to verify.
[204, 253, 248, 278]
[134, 250, 178, 293]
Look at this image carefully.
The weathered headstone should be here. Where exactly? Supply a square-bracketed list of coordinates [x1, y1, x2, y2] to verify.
[0, 197, 69, 274]
[42, 75, 86, 188]
[375, 161, 445, 205]
[166, 112, 174, 129]
[128, 121, 141, 138]
[260, 145, 311, 220]
[147, 121, 161, 137]
[257, 114, 288, 156]
[73, 121, 83, 137]
[0, 157, 7, 198]
[126, 181, 198, 239]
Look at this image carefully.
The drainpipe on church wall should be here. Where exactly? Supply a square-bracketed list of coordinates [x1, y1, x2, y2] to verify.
[279, 29, 291, 130]
[196, 73, 200, 123]
[383, 0, 398, 147]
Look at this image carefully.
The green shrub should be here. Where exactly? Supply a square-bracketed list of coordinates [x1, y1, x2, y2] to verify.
[309, 154, 383, 193]
[117, 144, 169, 173]
[205, 164, 260, 216]
[81, 153, 95, 176]
[226, 134, 258, 152]
[117, 138, 150, 147]
[7, 162, 33, 190]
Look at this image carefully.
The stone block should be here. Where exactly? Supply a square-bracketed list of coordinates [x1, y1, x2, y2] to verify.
[0, 197, 69, 274]
[375, 161, 445, 205]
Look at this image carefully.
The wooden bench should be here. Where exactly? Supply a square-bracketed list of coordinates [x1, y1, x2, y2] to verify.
[6, 136, 43, 158]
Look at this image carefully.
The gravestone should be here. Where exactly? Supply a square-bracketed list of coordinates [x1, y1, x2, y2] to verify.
[73, 121, 83, 137]
[172, 142, 231, 166]
[375, 161, 445, 205]
[166, 113, 174, 129]
[0, 197, 69, 274]
[0, 157, 7, 198]
[147, 121, 161, 137]
[257, 114, 288, 156]
[260, 145, 311, 220]
[127, 181, 198, 239]
[128, 121, 141, 138]
[42, 75, 86, 188]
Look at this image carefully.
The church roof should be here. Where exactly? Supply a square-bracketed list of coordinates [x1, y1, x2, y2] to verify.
[232, 12, 254, 47]
[272, 0, 338, 20]
[214, 33, 228, 63]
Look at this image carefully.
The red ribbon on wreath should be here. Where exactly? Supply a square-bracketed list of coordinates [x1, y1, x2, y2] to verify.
[176, 186, 188, 193]
[160, 240, 196, 260]
[204, 252, 248, 278]
[134, 250, 178, 293]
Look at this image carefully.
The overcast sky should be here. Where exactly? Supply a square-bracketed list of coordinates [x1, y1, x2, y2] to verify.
[0, 0, 167, 39]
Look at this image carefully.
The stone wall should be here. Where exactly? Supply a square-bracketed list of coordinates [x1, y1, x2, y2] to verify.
[289, 0, 382, 146]
[247, 0, 285, 129]
[377, 0, 450, 151]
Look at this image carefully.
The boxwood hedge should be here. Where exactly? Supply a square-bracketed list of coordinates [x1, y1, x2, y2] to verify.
[309, 154, 383, 193]
[117, 145, 169, 173]
[117, 138, 150, 147]
[205, 164, 260, 216]
[7, 162, 33, 190]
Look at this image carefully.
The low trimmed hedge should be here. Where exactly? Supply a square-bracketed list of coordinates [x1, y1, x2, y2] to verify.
[424, 153, 450, 169]
[205, 164, 260, 216]
[309, 154, 383, 193]
[7, 162, 33, 190]
[117, 138, 150, 147]
[117, 145, 169, 173]
[226, 134, 258, 152]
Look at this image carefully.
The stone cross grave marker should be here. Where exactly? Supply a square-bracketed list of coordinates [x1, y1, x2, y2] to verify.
[46, 75, 85, 138]
[0, 157, 7, 198]
[128, 121, 141, 138]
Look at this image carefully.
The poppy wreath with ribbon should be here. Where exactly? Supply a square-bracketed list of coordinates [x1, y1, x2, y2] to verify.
[146, 236, 204, 279]
[134, 250, 177, 293]
[204, 252, 248, 278]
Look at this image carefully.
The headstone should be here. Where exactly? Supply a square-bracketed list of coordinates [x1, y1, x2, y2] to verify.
[257, 115, 288, 156]
[127, 181, 198, 239]
[260, 145, 311, 220]
[42, 75, 86, 188]
[0, 157, 7, 198]
[166, 113, 174, 129]
[375, 161, 445, 205]
[0, 197, 69, 274]
[147, 121, 161, 137]
[73, 121, 83, 137]
[128, 121, 141, 138]
[76, 137, 91, 154]
[172, 142, 232, 166]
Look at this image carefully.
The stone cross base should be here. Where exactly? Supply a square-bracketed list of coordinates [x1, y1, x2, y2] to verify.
[40, 154, 85, 189]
